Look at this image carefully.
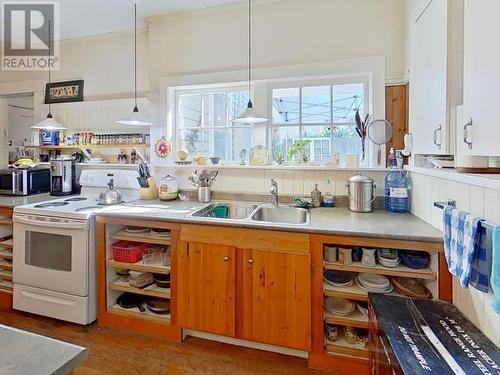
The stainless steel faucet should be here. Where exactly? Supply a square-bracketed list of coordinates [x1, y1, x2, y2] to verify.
[270, 179, 279, 206]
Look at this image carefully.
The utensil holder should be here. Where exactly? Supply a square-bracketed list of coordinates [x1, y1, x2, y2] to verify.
[197, 186, 211, 203]
[140, 177, 158, 200]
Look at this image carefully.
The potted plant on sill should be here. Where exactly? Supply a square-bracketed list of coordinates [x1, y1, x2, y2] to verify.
[288, 140, 311, 165]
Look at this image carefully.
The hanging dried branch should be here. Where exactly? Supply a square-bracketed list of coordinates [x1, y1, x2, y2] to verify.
[355, 110, 370, 161]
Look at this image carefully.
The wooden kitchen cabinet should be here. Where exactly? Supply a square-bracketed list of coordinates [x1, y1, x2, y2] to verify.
[238, 249, 311, 350]
[178, 224, 310, 349]
[462, 0, 500, 156]
[177, 241, 236, 337]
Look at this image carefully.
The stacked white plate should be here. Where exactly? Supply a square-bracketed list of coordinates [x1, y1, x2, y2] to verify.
[324, 297, 356, 316]
[377, 249, 401, 268]
[356, 273, 393, 293]
[323, 271, 355, 288]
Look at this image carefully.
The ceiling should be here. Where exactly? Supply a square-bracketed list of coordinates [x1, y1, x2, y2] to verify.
[59, 0, 246, 40]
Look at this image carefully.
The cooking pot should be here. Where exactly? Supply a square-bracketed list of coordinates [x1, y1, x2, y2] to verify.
[98, 173, 123, 205]
[346, 173, 376, 213]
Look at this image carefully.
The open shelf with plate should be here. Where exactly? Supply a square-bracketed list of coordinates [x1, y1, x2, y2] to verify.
[0, 269, 13, 280]
[323, 261, 436, 280]
[0, 238, 13, 250]
[0, 208, 14, 295]
[325, 311, 369, 329]
[96, 216, 181, 341]
[108, 303, 170, 324]
[107, 259, 170, 275]
[0, 219, 13, 227]
[309, 234, 447, 374]
[323, 282, 367, 301]
[108, 279, 170, 299]
[110, 230, 171, 246]
[325, 334, 369, 360]
[0, 259, 13, 270]
[0, 250, 13, 260]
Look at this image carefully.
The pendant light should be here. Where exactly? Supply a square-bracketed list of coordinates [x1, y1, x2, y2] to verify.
[233, 0, 267, 124]
[32, 20, 66, 130]
[117, 0, 152, 126]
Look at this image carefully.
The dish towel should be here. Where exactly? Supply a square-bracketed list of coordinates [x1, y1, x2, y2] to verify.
[470, 222, 493, 293]
[491, 226, 500, 313]
[443, 205, 482, 288]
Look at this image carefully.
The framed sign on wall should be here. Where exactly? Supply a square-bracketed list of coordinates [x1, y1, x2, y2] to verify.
[45, 80, 84, 104]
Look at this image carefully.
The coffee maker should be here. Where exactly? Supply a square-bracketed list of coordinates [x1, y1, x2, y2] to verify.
[50, 157, 75, 196]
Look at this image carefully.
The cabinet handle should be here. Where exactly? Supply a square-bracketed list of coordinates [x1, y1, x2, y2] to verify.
[463, 119, 473, 150]
[433, 124, 442, 150]
[247, 258, 254, 264]
[223, 256, 230, 262]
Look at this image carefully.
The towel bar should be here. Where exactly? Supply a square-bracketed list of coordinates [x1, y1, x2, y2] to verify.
[434, 200, 495, 230]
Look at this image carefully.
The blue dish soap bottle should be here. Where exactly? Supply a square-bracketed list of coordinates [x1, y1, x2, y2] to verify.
[385, 148, 409, 213]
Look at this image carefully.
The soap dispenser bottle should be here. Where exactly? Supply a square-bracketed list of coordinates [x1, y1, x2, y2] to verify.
[311, 184, 322, 208]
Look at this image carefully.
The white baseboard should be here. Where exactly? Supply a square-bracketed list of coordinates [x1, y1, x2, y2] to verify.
[183, 329, 309, 359]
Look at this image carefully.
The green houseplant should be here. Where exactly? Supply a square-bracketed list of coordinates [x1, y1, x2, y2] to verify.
[288, 140, 311, 164]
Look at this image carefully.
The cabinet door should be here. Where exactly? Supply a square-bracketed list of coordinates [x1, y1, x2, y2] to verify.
[238, 249, 311, 350]
[410, 0, 448, 154]
[177, 241, 236, 337]
[463, 0, 500, 156]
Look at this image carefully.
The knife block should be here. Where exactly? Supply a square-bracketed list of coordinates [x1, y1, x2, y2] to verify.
[140, 177, 158, 200]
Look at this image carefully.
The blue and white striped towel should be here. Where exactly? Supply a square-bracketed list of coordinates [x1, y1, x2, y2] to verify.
[443, 205, 482, 288]
[491, 226, 500, 313]
[470, 222, 493, 293]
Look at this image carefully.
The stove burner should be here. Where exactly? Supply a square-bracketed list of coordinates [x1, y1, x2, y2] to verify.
[74, 206, 102, 213]
[34, 202, 70, 208]
[65, 197, 88, 202]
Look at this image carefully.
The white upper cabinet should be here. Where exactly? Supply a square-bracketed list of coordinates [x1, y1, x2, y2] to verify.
[410, 0, 449, 155]
[462, 0, 500, 156]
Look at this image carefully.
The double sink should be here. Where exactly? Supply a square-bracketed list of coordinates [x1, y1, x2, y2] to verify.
[191, 202, 310, 225]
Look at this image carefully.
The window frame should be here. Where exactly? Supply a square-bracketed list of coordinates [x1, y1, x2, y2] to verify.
[266, 75, 370, 163]
[172, 83, 250, 160]
[160, 57, 385, 167]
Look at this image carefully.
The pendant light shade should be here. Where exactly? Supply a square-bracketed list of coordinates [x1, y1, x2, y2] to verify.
[32, 20, 66, 130]
[232, 100, 267, 124]
[117, 1, 151, 126]
[32, 113, 66, 130]
[233, 0, 267, 125]
[117, 105, 152, 126]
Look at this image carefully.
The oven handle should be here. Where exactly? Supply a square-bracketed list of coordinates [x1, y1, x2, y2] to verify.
[14, 216, 88, 230]
[20, 290, 76, 306]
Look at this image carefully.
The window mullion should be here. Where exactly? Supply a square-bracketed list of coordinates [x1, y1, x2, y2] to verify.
[299, 86, 303, 141]
[330, 85, 334, 156]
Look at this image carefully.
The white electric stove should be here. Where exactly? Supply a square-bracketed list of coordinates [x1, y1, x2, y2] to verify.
[12, 169, 140, 325]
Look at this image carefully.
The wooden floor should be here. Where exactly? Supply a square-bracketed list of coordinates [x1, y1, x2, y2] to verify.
[0, 303, 325, 375]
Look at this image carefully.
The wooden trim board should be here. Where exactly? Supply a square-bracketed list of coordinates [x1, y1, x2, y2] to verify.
[311, 234, 443, 252]
[180, 224, 309, 254]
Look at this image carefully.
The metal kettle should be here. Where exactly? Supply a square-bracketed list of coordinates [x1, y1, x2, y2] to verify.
[346, 173, 376, 213]
[98, 174, 123, 205]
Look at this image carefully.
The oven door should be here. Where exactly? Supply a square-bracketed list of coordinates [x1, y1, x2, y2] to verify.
[13, 214, 90, 296]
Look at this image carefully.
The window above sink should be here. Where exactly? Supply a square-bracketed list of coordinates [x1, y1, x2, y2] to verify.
[164, 58, 385, 169]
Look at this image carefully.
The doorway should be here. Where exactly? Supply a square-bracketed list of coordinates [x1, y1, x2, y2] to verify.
[0, 93, 34, 166]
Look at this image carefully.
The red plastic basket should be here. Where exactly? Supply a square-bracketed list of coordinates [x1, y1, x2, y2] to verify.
[112, 241, 150, 263]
